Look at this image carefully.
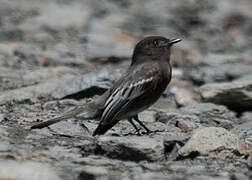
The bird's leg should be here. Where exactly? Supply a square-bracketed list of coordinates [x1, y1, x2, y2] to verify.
[128, 118, 141, 134]
[133, 115, 151, 134]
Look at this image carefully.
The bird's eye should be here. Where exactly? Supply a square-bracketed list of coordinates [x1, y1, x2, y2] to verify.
[153, 40, 158, 46]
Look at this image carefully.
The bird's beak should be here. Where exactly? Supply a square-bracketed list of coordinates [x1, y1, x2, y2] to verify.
[169, 38, 182, 45]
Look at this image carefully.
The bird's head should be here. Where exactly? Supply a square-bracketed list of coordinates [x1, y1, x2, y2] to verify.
[132, 36, 181, 65]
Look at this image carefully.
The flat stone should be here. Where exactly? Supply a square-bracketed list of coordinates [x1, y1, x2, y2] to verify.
[163, 134, 190, 160]
[0, 113, 4, 122]
[231, 121, 252, 146]
[181, 103, 238, 129]
[0, 141, 12, 151]
[135, 172, 177, 180]
[96, 135, 165, 162]
[163, 134, 190, 147]
[49, 121, 91, 137]
[199, 80, 252, 111]
[236, 73, 252, 82]
[0, 43, 14, 56]
[0, 74, 75, 105]
[138, 110, 156, 123]
[239, 111, 252, 124]
[0, 161, 61, 180]
[247, 152, 252, 168]
[229, 173, 249, 180]
[78, 168, 107, 180]
[156, 103, 237, 130]
[46, 145, 82, 160]
[186, 63, 252, 85]
[51, 68, 122, 99]
[0, 126, 9, 137]
[22, 66, 77, 83]
[155, 111, 200, 132]
[174, 88, 199, 106]
[178, 127, 251, 158]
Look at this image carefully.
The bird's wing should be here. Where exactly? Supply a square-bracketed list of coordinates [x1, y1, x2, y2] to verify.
[100, 64, 161, 126]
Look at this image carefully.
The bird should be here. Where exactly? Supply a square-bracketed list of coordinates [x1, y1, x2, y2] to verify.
[31, 36, 181, 136]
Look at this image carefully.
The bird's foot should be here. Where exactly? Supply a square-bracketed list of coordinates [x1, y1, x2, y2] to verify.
[80, 123, 91, 134]
[134, 128, 142, 136]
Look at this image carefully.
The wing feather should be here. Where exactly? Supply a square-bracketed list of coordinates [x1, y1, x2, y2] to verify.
[100, 70, 157, 125]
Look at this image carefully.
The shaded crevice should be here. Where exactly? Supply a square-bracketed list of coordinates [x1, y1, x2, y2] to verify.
[63, 87, 107, 100]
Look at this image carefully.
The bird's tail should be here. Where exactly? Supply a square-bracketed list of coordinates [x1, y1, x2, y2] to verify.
[92, 120, 118, 136]
[30, 105, 99, 129]
[30, 115, 70, 129]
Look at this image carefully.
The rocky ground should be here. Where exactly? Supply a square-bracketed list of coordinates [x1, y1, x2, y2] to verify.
[0, 0, 252, 179]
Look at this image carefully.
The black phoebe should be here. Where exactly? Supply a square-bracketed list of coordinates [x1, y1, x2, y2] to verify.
[31, 36, 181, 136]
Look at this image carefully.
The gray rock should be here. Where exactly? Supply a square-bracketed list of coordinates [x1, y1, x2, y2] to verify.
[199, 80, 252, 111]
[186, 63, 252, 85]
[181, 103, 238, 129]
[229, 173, 249, 180]
[163, 134, 190, 147]
[0, 141, 12, 151]
[49, 121, 91, 137]
[156, 111, 200, 132]
[0, 67, 26, 91]
[78, 169, 107, 180]
[0, 161, 61, 180]
[74, 155, 121, 167]
[1, 67, 78, 93]
[155, 110, 199, 124]
[0, 29, 24, 41]
[231, 121, 252, 137]
[239, 111, 252, 124]
[163, 134, 190, 160]
[0, 67, 23, 80]
[135, 172, 177, 180]
[25, 133, 49, 140]
[178, 127, 251, 158]
[85, 32, 135, 59]
[231, 121, 252, 146]
[32, 32, 54, 42]
[0, 74, 75, 105]
[174, 88, 199, 107]
[203, 53, 246, 66]
[38, 49, 88, 66]
[156, 103, 237, 131]
[247, 152, 252, 168]
[1, 0, 252, 178]
[236, 73, 252, 82]
[0, 54, 5, 65]
[96, 135, 165, 161]
[0, 113, 4, 122]
[188, 175, 229, 180]
[46, 145, 82, 160]
[22, 66, 77, 83]
[0, 43, 14, 56]
[52, 68, 123, 99]
[0, 126, 9, 137]
[138, 110, 156, 123]
[212, 64, 252, 81]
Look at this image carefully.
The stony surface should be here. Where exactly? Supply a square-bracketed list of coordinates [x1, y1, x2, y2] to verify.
[231, 121, 252, 146]
[51, 68, 122, 99]
[0, 161, 61, 180]
[178, 127, 251, 159]
[1, 0, 252, 179]
[155, 103, 237, 132]
[239, 111, 252, 124]
[96, 135, 165, 161]
[199, 80, 252, 111]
